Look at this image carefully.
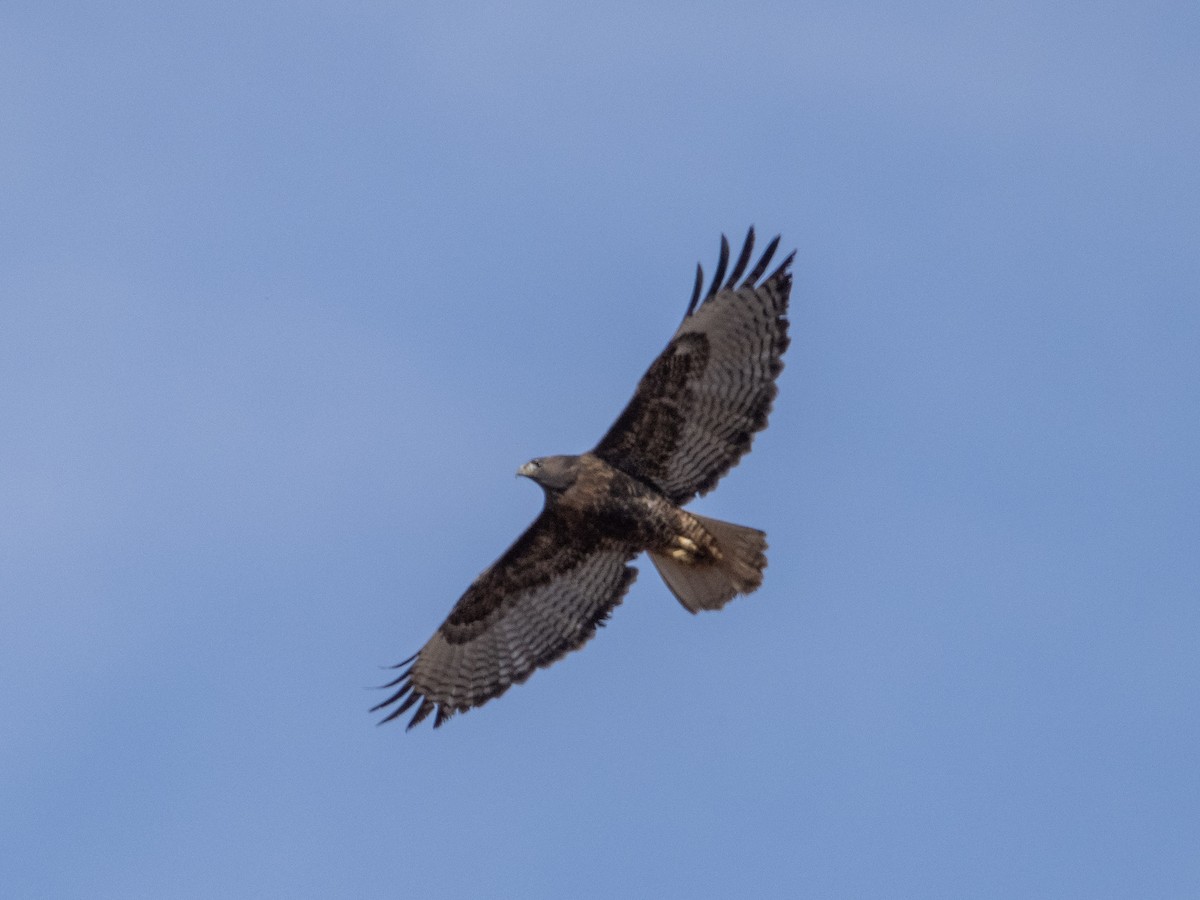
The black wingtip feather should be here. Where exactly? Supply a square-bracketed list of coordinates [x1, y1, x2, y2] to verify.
[767, 250, 796, 284]
[725, 227, 755, 288]
[377, 666, 413, 690]
[373, 683, 419, 723]
[371, 678, 411, 705]
[407, 698, 436, 730]
[391, 688, 423, 717]
[686, 263, 704, 318]
[744, 235, 781, 285]
[707, 235, 730, 299]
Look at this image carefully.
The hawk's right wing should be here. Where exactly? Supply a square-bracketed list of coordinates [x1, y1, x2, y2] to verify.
[373, 510, 637, 729]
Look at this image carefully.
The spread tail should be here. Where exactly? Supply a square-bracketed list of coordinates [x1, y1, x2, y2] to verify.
[648, 514, 767, 613]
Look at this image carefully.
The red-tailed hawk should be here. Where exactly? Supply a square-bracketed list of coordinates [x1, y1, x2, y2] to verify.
[375, 229, 794, 729]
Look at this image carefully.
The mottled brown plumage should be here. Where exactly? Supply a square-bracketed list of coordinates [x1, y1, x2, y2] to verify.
[374, 229, 793, 729]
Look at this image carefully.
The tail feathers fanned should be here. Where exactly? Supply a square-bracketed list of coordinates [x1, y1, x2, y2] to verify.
[648, 514, 767, 613]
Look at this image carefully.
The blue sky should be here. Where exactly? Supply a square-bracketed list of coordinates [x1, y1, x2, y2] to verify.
[3, 3, 1197, 897]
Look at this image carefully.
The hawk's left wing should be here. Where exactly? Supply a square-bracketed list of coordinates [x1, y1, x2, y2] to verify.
[593, 228, 793, 505]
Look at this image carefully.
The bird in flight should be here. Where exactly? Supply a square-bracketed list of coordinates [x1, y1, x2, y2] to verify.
[374, 228, 794, 729]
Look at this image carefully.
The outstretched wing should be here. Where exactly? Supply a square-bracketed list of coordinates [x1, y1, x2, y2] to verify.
[593, 228, 793, 505]
[373, 511, 637, 729]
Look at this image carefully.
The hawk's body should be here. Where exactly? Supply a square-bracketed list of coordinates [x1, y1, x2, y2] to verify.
[375, 229, 793, 729]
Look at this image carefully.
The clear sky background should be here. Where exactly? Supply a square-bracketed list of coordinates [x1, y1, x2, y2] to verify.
[3, 3, 1198, 898]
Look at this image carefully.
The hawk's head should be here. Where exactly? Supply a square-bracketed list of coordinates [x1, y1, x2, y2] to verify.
[516, 455, 580, 493]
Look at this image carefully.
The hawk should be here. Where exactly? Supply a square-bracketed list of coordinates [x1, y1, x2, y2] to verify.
[374, 228, 794, 729]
